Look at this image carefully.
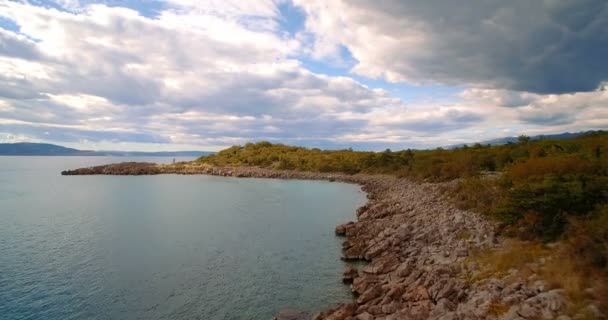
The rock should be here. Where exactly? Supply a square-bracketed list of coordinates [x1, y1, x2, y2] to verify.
[582, 304, 604, 319]
[436, 312, 457, 320]
[503, 293, 526, 305]
[395, 261, 412, 277]
[274, 309, 311, 320]
[524, 289, 566, 317]
[381, 302, 400, 314]
[362, 255, 399, 275]
[382, 283, 405, 302]
[316, 304, 356, 320]
[518, 304, 540, 319]
[352, 276, 378, 294]
[336, 222, 354, 236]
[405, 286, 430, 302]
[394, 224, 412, 241]
[410, 300, 431, 319]
[355, 312, 374, 320]
[343, 267, 359, 283]
[357, 285, 383, 304]
[455, 248, 468, 257]
[68, 163, 567, 320]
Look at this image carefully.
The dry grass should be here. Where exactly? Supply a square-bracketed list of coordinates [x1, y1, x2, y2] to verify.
[467, 238, 606, 318]
[487, 303, 510, 316]
[467, 239, 549, 279]
[456, 229, 473, 240]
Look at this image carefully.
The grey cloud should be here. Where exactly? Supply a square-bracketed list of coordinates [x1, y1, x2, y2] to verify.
[519, 112, 575, 126]
[0, 2, 604, 151]
[299, 0, 608, 94]
[0, 123, 170, 144]
[0, 77, 46, 100]
[0, 29, 44, 60]
[445, 109, 484, 123]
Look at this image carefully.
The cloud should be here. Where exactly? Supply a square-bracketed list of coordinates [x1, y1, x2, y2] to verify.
[0, 2, 412, 149]
[294, 0, 608, 94]
[0, 1, 605, 151]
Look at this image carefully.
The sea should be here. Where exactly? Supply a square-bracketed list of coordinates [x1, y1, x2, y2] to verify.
[0, 156, 365, 320]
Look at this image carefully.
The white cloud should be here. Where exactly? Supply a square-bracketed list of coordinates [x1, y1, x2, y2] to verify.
[0, 1, 413, 149]
[0, 1, 605, 151]
[294, 0, 608, 93]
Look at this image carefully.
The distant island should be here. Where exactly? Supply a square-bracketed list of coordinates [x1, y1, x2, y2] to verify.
[0, 142, 213, 157]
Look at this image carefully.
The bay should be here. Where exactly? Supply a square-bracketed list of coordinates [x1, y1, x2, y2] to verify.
[0, 157, 365, 320]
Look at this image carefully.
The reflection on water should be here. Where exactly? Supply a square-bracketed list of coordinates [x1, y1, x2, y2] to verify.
[0, 156, 365, 320]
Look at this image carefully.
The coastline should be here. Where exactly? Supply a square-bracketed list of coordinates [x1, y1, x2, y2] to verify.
[62, 162, 569, 320]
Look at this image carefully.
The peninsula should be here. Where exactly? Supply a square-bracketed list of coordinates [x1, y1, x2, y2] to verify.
[62, 131, 607, 320]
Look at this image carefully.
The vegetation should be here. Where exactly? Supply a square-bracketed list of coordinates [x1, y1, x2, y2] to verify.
[200, 132, 606, 238]
[466, 238, 606, 316]
[200, 131, 608, 311]
[200, 133, 606, 238]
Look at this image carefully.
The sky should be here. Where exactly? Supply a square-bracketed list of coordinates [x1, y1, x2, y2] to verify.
[0, 0, 606, 151]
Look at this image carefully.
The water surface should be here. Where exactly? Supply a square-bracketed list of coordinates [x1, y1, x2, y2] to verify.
[0, 157, 365, 320]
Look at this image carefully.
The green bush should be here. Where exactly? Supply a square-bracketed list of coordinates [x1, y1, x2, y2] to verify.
[200, 132, 607, 240]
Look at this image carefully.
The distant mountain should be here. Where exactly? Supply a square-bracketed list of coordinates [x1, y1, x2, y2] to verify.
[447, 130, 600, 149]
[0, 143, 91, 155]
[0, 142, 213, 157]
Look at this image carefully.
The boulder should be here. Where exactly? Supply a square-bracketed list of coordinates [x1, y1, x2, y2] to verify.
[343, 267, 359, 283]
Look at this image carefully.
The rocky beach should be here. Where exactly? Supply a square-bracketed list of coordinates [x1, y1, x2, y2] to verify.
[63, 162, 573, 320]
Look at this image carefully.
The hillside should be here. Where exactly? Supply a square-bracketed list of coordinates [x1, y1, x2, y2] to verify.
[0, 142, 212, 157]
[0, 143, 91, 155]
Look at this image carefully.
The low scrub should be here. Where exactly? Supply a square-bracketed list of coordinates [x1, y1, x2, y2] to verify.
[202, 132, 607, 240]
[201, 132, 608, 305]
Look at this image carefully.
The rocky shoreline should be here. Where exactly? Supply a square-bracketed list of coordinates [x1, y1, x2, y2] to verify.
[62, 162, 570, 320]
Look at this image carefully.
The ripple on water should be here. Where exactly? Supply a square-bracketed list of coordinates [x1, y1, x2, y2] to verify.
[0, 157, 365, 320]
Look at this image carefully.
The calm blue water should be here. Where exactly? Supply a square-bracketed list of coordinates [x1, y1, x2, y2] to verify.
[0, 157, 364, 320]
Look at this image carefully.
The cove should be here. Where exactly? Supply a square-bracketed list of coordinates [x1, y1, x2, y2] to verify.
[0, 157, 366, 320]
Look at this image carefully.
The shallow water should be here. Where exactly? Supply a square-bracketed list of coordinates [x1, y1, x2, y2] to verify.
[0, 157, 365, 320]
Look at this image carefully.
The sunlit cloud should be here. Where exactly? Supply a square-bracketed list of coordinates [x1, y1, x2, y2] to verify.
[0, 0, 606, 151]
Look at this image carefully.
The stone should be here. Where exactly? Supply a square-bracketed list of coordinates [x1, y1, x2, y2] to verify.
[411, 286, 430, 301]
[363, 255, 400, 275]
[395, 261, 412, 277]
[410, 300, 431, 319]
[69, 162, 566, 320]
[336, 222, 354, 236]
[355, 312, 374, 320]
[357, 285, 383, 304]
[455, 248, 468, 257]
[321, 304, 357, 320]
[343, 267, 359, 283]
[518, 304, 539, 319]
[436, 312, 457, 320]
[274, 309, 311, 320]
